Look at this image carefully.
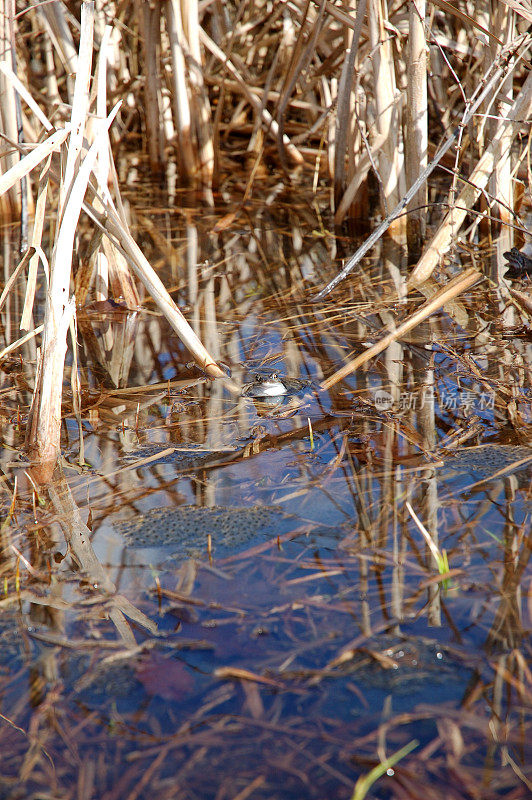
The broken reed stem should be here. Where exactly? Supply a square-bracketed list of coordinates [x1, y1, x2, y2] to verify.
[320, 268, 481, 390]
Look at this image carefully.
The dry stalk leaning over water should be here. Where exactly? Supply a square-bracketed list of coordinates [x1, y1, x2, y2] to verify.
[320, 268, 482, 390]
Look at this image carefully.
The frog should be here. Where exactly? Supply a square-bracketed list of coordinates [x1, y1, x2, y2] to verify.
[241, 372, 311, 398]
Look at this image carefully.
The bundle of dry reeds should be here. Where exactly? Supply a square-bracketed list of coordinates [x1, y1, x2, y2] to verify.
[8, 2, 531, 217]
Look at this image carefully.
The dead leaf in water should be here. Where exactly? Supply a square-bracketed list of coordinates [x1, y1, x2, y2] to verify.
[136, 652, 194, 700]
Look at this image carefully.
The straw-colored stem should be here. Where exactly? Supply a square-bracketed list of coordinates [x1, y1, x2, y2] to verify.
[28, 2, 96, 475]
[406, 0, 428, 256]
[166, 0, 197, 182]
[140, 0, 164, 174]
[368, 0, 405, 223]
[0, 0, 21, 221]
[102, 199, 226, 380]
[334, 0, 367, 210]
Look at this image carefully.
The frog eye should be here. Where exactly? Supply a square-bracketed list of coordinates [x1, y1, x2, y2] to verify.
[269, 372, 278, 380]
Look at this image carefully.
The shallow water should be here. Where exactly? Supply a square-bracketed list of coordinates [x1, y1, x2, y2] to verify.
[0, 182, 531, 799]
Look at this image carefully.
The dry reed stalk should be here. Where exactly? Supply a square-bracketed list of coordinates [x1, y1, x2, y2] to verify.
[38, 0, 78, 102]
[0, 324, 44, 361]
[100, 197, 228, 381]
[334, 132, 387, 224]
[0, 0, 21, 221]
[27, 1, 96, 477]
[333, 0, 367, 211]
[93, 25, 112, 301]
[0, 247, 34, 310]
[405, 0, 428, 256]
[0, 125, 70, 197]
[508, 287, 532, 317]
[274, 0, 326, 168]
[316, 47, 529, 298]
[488, 4, 516, 264]
[91, 24, 139, 307]
[166, 0, 197, 182]
[320, 268, 481, 390]
[368, 0, 405, 225]
[183, 0, 214, 192]
[39, 19, 62, 111]
[140, 0, 165, 174]
[408, 65, 532, 287]
[0, 61, 53, 133]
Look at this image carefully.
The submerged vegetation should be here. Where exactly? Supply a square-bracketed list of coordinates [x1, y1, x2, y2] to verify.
[0, 1, 531, 798]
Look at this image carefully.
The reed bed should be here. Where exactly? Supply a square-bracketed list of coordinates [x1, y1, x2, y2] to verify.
[8, 1, 532, 217]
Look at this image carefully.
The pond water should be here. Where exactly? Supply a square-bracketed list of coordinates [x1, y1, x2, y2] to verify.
[0, 180, 531, 799]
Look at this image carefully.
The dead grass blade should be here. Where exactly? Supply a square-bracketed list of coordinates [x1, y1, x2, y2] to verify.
[0, 125, 70, 197]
